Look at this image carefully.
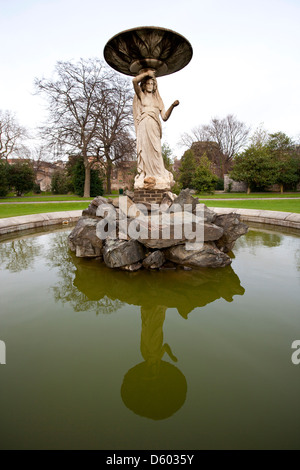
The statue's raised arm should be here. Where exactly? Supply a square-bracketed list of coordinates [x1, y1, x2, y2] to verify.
[161, 99, 180, 122]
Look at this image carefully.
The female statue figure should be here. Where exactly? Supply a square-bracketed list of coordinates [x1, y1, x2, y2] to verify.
[132, 70, 179, 190]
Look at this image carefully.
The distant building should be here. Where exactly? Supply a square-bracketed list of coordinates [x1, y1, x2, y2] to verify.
[7, 158, 66, 192]
[33, 160, 65, 192]
[34, 158, 137, 193]
[110, 160, 137, 191]
[224, 174, 247, 192]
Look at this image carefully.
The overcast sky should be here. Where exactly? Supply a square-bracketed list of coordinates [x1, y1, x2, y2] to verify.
[1, 0, 299, 158]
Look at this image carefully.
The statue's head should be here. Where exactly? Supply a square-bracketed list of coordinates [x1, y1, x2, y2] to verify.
[140, 76, 157, 94]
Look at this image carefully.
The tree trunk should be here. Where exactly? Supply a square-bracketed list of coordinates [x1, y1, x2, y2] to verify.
[83, 160, 91, 198]
[220, 153, 226, 178]
[280, 183, 284, 193]
[106, 157, 112, 195]
[247, 185, 251, 194]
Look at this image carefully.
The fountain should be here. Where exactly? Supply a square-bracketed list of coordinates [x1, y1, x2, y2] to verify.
[68, 28, 248, 269]
[1, 27, 299, 451]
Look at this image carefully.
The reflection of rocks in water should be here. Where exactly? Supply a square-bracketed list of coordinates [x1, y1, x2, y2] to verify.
[0, 238, 42, 273]
[72, 255, 245, 318]
[122, 305, 186, 420]
[121, 360, 187, 420]
[47, 232, 124, 314]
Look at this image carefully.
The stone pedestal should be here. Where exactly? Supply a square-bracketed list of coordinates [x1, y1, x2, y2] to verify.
[69, 189, 249, 269]
[134, 189, 167, 206]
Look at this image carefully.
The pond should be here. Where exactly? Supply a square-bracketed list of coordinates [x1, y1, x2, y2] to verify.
[0, 223, 299, 450]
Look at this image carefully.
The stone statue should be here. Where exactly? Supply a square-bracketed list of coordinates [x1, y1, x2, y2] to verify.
[132, 70, 179, 190]
[104, 27, 193, 192]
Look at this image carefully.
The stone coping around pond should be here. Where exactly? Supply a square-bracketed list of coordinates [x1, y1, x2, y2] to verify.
[0, 207, 299, 236]
[0, 210, 83, 235]
[210, 207, 300, 230]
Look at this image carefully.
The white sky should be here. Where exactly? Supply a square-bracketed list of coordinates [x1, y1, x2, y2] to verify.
[1, 0, 299, 158]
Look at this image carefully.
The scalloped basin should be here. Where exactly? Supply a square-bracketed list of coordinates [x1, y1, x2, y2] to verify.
[0, 223, 299, 450]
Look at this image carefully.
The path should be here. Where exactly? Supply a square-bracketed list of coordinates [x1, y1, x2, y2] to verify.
[1, 197, 300, 204]
[0, 200, 89, 204]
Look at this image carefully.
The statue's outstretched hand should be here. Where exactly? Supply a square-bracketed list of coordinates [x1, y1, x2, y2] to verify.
[173, 100, 180, 107]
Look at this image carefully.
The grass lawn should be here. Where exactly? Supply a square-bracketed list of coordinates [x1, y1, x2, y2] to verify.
[1, 192, 300, 218]
[0, 195, 94, 202]
[0, 203, 89, 218]
[1, 199, 300, 218]
[195, 192, 300, 199]
[202, 199, 300, 213]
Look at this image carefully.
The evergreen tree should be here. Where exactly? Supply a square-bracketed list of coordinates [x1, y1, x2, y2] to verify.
[8, 161, 35, 196]
[161, 142, 173, 171]
[267, 132, 300, 192]
[178, 150, 197, 189]
[0, 160, 9, 197]
[191, 154, 218, 193]
[230, 145, 277, 193]
[51, 170, 70, 194]
[71, 157, 103, 197]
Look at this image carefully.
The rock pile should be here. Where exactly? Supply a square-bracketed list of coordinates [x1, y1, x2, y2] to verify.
[68, 189, 248, 270]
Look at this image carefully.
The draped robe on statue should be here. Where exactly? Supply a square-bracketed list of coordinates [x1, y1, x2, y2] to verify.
[133, 89, 174, 190]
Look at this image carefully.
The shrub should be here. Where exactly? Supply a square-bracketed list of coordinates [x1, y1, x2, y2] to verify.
[72, 157, 104, 197]
[215, 177, 224, 191]
[33, 183, 42, 194]
[51, 170, 70, 194]
[178, 150, 197, 189]
[171, 181, 181, 195]
[191, 155, 218, 193]
[0, 160, 9, 197]
[230, 145, 278, 193]
[8, 161, 35, 196]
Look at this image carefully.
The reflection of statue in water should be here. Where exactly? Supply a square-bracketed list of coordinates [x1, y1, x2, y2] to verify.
[121, 305, 187, 420]
[140, 305, 178, 376]
[132, 70, 179, 190]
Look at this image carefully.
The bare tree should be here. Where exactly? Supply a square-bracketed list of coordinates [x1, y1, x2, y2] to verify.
[92, 72, 135, 193]
[29, 144, 54, 186]
[249, 123, 269, 148]
[35, 58, 134, 197]
[179, 114, 250, 175]
[103, 129, 136, 193]
[30, 144, 51, 167]
[0, 110, 29, 160]
[179, 127, 208, 149]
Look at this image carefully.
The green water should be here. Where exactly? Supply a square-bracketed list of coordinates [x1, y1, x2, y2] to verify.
[0, 225, 299, 449]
